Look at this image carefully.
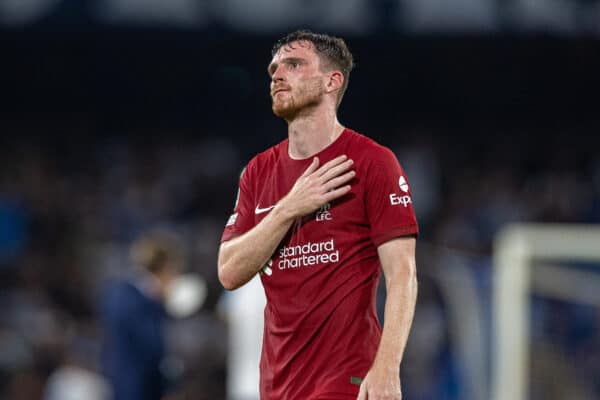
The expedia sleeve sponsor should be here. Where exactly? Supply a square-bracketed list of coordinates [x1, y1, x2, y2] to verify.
[365, 147, 419, 245]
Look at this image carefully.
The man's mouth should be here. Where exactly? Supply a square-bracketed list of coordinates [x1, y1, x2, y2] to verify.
[272, 88, 289, 96]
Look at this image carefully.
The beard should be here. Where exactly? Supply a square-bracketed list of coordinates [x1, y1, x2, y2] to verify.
[272, 77, 324, 120]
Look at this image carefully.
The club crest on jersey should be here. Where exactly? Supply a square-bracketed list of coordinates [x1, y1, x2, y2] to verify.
[316, 202, 332, 222]
[389, 176, 412, 207]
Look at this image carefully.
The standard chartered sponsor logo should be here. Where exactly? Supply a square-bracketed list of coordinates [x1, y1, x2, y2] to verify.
[277, 238, 339, 270]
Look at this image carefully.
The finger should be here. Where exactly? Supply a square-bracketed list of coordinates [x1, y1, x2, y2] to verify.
[325, 170, 355, 191]
[357, 382, 367, 400]
[301, 157, 320, 177]
[315, 155, 348, 176]
[320, 159, 354, 183]
[323, 184, 351, 203]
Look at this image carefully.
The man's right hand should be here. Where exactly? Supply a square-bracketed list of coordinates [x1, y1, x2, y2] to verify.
[278, 155, 355, 219]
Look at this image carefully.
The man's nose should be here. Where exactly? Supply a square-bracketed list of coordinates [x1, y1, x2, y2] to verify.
[271, 65, 285, 82]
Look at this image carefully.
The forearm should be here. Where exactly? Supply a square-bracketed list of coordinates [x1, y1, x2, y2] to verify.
[218, 206, 295, 290]
[373, 263, 418, 371]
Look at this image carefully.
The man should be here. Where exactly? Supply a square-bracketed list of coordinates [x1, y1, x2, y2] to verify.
[100, 230, 183, 400]
[218, 30, 418, 400]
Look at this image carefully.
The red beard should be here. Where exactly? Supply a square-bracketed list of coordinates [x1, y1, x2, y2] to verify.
[272, 78, 323, 120]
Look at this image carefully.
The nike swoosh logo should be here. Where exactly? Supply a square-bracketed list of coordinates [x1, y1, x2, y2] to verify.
[255, 204, 276, 214]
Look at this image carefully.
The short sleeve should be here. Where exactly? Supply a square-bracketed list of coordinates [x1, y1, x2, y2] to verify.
[365, 147, 419, 246]
[221, 163, 256, 242]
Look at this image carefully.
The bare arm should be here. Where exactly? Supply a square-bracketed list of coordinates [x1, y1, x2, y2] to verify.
[358, 236, 417, 400]
[218, 155, 355, 290]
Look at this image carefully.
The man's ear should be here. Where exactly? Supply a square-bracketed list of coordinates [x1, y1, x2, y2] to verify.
[326, 70, 344, 93]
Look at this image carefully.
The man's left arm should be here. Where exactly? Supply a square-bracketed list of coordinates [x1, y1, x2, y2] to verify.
[358, 236, 417, 400]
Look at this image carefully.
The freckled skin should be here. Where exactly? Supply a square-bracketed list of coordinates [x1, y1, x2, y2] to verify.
[269, 42, 326, 121]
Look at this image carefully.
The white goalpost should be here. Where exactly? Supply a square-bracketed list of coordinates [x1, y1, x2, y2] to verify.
[492, 223, 600, 400]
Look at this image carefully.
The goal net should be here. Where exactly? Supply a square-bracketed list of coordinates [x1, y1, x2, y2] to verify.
[492, 224, 600, 400]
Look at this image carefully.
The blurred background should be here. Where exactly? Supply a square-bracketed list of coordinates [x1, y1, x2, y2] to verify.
[1, 1, 600, 399]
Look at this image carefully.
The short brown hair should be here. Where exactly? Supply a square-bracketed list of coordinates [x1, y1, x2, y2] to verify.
[130, 230, 184, 274]
[272, 30, 355, 108]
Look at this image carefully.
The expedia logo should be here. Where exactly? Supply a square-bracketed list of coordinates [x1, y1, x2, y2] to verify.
[399, 176, 409, 193]
[389, 176, 412, 207]
[390, 193, 412, 207]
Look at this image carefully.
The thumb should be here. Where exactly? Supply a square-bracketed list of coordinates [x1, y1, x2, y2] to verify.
[301, 157, 320, 177]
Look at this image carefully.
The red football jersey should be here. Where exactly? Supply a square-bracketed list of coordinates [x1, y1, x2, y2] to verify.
[221, 128, 418, 399]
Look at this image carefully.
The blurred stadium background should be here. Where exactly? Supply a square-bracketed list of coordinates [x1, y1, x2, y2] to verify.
[1, 1, 600, 399]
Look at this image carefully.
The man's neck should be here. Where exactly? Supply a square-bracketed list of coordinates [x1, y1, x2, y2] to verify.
[287, 108, 344, 159]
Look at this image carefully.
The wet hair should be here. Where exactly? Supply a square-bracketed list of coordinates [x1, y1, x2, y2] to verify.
[272, 30, 355, 107]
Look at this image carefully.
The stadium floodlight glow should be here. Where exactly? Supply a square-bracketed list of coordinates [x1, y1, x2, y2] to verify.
[492, 224, 600, 400]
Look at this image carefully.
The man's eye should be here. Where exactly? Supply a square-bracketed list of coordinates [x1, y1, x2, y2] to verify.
[291, 62, 299, 68]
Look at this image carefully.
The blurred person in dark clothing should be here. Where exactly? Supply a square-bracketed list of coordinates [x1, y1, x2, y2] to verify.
[99, 230, 183, 400]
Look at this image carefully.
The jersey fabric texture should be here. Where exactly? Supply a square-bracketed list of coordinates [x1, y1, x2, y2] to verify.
[221, 128, 418, 399]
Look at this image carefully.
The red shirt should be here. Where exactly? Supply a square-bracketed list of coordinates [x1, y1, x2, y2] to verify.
[221, 129, 418, 399]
